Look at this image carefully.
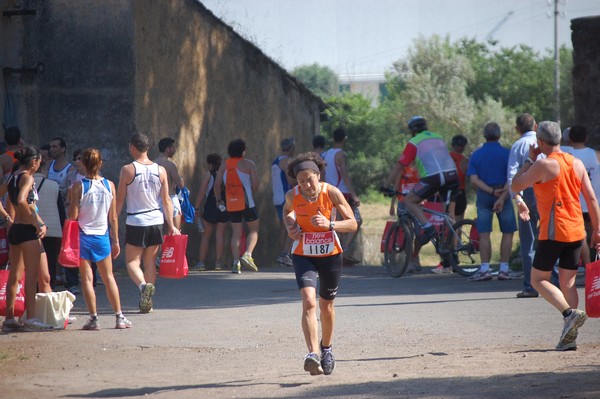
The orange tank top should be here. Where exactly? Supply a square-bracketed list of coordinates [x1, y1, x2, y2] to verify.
[225, 158, 246, 212]
[534, 152, 585, 242]
[396, 166, 420, 201]
[291, 183, 343, 257]
[450, 152, 466, 190]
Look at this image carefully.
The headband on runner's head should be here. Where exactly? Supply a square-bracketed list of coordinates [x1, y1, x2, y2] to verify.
[293, 161, 320, 176]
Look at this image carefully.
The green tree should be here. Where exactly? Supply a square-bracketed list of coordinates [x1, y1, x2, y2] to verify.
[291, 63, 340, 98]
[321, 93, 406, 196]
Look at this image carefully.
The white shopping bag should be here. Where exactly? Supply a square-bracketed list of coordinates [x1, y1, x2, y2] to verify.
[23, 291, 76, 329]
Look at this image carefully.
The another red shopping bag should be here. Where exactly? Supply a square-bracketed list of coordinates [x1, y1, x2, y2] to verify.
[423, 201, 444, 234]
[58, 220, 80, 268]
[159, 234, 189, 279]
[0, 266, 26, 317]
[585, 259, 600, 318]
[380, 221, 405, 252]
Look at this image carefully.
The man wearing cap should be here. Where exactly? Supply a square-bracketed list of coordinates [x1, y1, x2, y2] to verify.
[466, 122, 517, 281]
[271, 137, 296, 266]
[386, 116, 458, 247]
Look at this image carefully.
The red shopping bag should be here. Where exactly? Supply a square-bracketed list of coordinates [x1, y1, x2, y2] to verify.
[58, 220, 80, 268]
[159, 234, 189, 279]
[423, 201, 444, 233]
[0, 267, 26, 317]
[585, 259, 600, 318]
[0, 227, 8, 267]
[380, 221, 405, 252]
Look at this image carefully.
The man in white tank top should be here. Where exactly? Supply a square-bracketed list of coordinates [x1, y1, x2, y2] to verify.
[116, 133, 181, 314]
[322, 128, 362, 262]
[562, 125, 600, 270]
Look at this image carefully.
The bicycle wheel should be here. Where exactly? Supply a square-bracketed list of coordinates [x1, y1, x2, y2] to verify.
[383, 219, 412, 278]
[445, 219, 479, 277]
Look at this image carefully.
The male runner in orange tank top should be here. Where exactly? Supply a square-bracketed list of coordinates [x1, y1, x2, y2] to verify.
[512, 121, 600, 351]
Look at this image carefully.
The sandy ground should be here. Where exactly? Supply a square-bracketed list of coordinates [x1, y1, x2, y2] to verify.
[1, 265, 600, 399]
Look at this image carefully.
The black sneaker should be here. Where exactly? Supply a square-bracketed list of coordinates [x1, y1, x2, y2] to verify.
[320, 346, 335, 375]
[418, 225, 437, 246]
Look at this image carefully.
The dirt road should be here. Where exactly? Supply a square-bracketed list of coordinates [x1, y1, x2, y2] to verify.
[1, 265, 599, 399]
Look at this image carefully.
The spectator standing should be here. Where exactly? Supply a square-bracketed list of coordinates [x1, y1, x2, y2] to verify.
[47, 137, 79, 295]
[214, 139, 260, 274]
[283, 152, 357, 375]
[271, 137, 296, 266]
[511, 121, 600, 351]
[562, 125, 600, 268]
[323, 128, 362, 262]
[466, 122, 517, 281]
[155, 138, 185, 230]
[507, 113, 540, 298]
[1, 146, 52, 332]
[193, 153, 229, 271]
[116, 133, 180, 313]
[312, 135, 326, 157]
[449, 135, 469, 222]
[34, 156, 64, 289]
[68, 148, 131, 330]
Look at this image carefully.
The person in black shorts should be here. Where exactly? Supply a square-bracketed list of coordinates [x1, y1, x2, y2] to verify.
[283, 152, 357, 376]
[193, 153, 229, 271]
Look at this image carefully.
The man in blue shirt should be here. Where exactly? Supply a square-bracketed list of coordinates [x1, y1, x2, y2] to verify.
[467, 122, 518, 281]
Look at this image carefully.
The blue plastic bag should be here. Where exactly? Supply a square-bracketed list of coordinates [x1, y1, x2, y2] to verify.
[176, 186, 195, 224]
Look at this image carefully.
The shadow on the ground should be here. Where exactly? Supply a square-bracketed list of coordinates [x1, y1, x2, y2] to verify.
[62, 367, 600, 398]
[80, 265, 530, 314]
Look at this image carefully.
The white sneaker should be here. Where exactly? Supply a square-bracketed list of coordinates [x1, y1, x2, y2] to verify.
[431, 264, 452, 274]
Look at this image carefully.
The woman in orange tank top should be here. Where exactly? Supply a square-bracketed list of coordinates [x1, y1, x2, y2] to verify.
[283, 152, 357, 376]
[511, 121, 600, 351]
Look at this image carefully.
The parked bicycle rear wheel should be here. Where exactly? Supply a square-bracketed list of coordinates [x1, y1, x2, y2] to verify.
[383, 219, 412, 278]
[445, 219, 479, 277]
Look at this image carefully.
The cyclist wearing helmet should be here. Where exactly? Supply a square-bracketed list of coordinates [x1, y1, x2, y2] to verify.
[386, 116, 459, 245]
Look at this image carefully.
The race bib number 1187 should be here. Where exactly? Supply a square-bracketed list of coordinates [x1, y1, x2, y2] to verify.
[302, 231, 335, 256]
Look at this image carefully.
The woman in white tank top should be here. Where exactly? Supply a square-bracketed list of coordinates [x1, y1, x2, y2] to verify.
[67, 148, 131, 330]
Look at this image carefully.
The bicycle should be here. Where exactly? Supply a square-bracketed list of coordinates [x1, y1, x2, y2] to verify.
[381, 189, 479, 278]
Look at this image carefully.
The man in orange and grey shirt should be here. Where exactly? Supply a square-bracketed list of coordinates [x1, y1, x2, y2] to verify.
[512, 121, 600, 351]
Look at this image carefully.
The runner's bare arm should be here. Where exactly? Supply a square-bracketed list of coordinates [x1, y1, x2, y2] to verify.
[283, 189, 301, 240]
[193, 171, 211, 210]
[336, 151, 359, 204]
[115, 164, 133, 217]
[159, 165, 179, 235]
[327, 185, 357, 233]
[67, 181, 82, 220]
[108, 180, 120, 259]
[213, 163, 226, 202]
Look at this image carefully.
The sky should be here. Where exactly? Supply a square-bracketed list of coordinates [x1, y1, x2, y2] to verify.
[201, 0, 599, 77]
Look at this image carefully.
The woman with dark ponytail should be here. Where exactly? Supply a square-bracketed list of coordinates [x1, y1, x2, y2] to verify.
[2, 145, 53, 332]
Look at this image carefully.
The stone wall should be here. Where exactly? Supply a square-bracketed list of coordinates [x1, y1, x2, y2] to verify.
[0, 0, 323, 266]
[572, 15, 600, 145]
